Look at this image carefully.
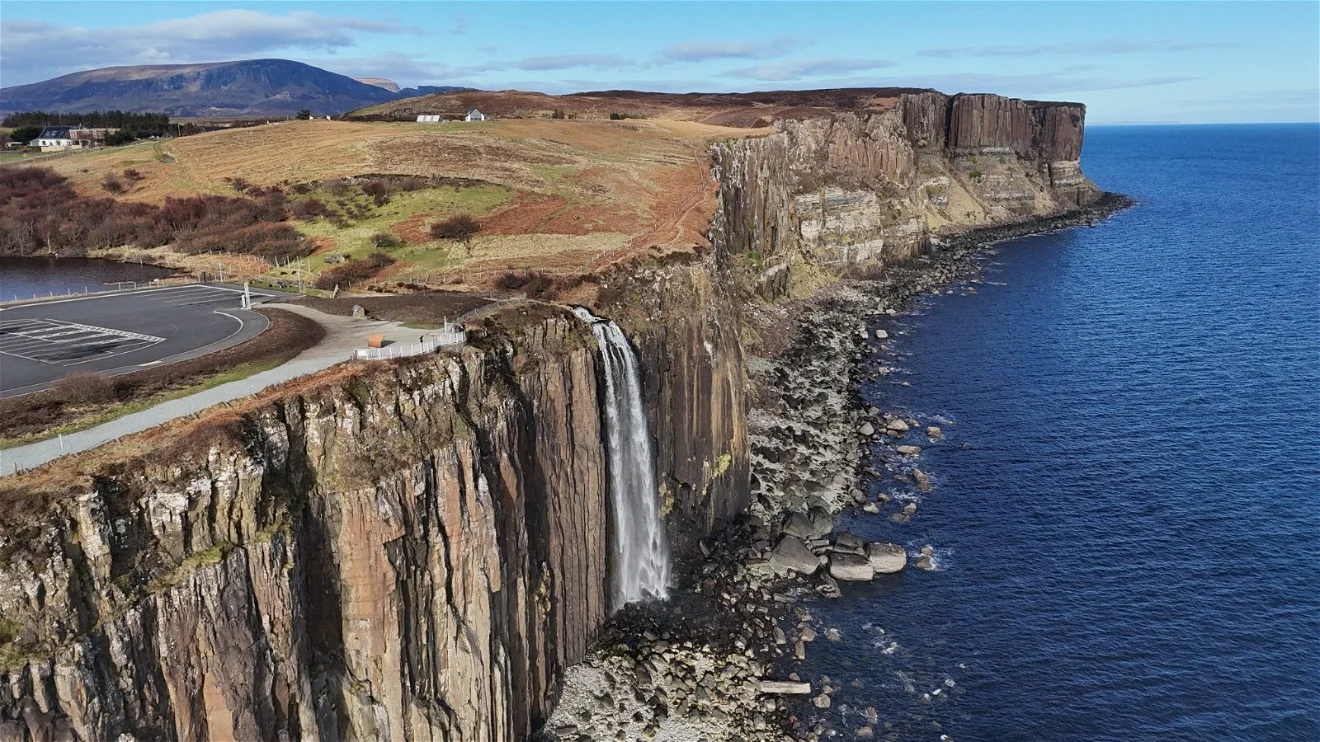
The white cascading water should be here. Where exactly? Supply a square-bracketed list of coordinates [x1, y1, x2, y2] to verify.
[572, 307, 670, 609]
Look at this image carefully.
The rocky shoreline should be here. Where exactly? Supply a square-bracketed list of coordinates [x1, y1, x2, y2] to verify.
[539, 193, 1134, 742]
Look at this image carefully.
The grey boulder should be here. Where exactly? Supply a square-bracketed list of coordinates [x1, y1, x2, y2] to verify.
[770, 535, 820, 575]
[828, 553, 875, 582]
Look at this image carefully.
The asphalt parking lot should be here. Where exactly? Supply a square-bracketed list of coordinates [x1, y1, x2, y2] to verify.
[0, 283, 293, 398]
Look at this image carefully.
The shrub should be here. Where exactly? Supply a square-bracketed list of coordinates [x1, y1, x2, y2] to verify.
[289, 198, 331, 221]
[495, 270, 554, 298]
[371, 231, 403, 249]
[313, 251, 396, 289]
[430, 214, 480, 241]
[296, 109, 312, 120]
[0, 166, 295, 260]
[53, 371, 115, 405]
[122, 168, 143, 184]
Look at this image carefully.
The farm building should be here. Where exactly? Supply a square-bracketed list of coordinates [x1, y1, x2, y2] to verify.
[416, 114, 443, 123]
[464, 109, 487, 122]
[33, 126, 119, 151]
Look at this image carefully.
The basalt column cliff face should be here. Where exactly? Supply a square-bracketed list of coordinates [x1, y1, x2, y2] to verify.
[712, 91, 1098, 297]
[0, 319, 616, 742]
[612, 264, 750, 558]
[0, 290, 750, 742]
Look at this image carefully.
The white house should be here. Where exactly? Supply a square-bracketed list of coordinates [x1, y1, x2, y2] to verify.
[35, 126, 76, 151]
[464, 109, 487, 122]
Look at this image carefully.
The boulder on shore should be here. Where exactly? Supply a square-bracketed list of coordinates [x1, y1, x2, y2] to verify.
[781, 512, 816, 540]
[886, 419, 910, 435]
[829, 553, 875, 582]
[896, 445, 922, 457]
[770, 535, 819, 575]
[807, 506, 833, 537]
[866, 542, 907, 573]
[926, 426, 943, 439]
[913, 468, 932, 492]
[874, 329, 889, 340]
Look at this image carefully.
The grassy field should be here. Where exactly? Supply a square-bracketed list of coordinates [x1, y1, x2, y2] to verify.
[26, 117, 768, 292]
[0, 151, 45, 165]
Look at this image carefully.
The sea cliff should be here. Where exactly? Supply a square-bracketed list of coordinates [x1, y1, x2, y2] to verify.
[0, 90, 1122, 741]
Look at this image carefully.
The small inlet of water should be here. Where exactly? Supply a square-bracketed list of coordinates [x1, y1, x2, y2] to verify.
[573, 307, 670, 609]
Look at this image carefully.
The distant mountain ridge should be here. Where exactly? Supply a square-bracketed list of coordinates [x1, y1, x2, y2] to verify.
[0, 59, 469, 118]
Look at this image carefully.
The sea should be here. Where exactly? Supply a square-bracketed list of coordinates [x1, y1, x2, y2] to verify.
[798, 124, 1320, 740]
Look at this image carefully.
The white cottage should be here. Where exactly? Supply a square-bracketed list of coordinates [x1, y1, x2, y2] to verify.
[464, 109, 487, 122]
[34, 126, 76, 151]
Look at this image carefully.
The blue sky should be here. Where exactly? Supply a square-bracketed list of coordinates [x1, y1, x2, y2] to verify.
[2, 2, 1316, 123]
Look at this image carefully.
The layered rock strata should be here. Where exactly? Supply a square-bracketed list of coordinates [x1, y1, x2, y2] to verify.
[712, 91, 1100, 298]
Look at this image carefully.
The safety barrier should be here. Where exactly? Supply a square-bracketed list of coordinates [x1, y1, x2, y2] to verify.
[350, 327, 466, 361]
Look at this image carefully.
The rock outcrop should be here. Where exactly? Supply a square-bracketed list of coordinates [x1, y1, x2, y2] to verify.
[712, 91, 1100, 298]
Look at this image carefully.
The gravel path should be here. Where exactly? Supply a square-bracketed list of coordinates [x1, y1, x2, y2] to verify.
[0, 304, 419, 476]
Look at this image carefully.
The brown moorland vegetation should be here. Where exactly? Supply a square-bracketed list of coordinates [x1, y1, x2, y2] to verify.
[0, 166, 310, 262]
[294, 292, 493, 325]
[314, 250, 396, 289]
[22, 100, 774, 293]
[344, 87, 936, 125]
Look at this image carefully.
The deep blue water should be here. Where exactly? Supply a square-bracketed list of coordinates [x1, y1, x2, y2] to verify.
[801, 124, 1320, 740]
[0, 256, 175, 301]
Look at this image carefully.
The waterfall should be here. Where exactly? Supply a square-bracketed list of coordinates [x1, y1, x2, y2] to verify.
[572, 307, 670, 609]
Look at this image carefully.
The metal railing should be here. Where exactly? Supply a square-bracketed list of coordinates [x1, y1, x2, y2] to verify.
[350, 327, 467, 361]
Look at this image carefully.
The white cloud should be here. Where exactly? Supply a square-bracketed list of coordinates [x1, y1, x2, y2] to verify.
[724, 58, 897, 82]
[459, 55, 634, 75]
[918, 40, 1236, 59]
[1, 11, 410, 86]
[658, 36, 801, 62]
[739, 71, 1199, 98]
[311, 52, 457, 87]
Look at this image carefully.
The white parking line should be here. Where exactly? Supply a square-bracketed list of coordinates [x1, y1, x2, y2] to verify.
[0, 319, 165, 365]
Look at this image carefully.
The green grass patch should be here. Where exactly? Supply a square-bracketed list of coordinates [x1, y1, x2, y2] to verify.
[287, 184, 509, 279]
[0, 151, 42, 164]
